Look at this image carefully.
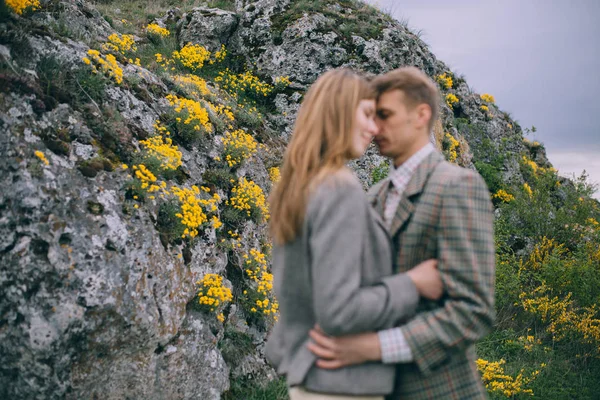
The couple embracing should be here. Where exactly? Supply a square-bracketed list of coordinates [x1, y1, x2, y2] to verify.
[266, 67, 496, 400]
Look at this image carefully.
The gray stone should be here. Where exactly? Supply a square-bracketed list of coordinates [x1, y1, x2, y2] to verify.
[178, 7, 239, 51]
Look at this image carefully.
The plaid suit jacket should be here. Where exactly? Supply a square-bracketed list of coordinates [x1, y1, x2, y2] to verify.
[368, 151, 495, 400]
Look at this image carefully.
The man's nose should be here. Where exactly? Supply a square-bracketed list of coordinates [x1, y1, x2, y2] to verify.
[368, 119, 380, 136]
[373, 118, 383, 135]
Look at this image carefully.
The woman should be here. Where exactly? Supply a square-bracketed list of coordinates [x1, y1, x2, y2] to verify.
[266, 69, 441, 400]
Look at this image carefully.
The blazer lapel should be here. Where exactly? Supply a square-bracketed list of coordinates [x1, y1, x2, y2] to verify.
[369, 177, 389, 218]
[389, 151, 445, 238]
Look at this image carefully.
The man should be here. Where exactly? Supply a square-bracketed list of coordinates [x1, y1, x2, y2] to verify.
[308, 67, 496, 399]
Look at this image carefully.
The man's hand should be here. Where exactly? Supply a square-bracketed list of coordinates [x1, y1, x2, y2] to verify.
[406, 259, 443, 300]
[307, 326, 382, 369]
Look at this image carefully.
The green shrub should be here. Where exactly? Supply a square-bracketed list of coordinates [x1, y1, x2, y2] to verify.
[370, 160, 389, 184]
[475, 161, 503, 194]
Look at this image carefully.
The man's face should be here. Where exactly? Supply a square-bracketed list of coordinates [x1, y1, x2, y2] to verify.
[373, 90, 426, 164]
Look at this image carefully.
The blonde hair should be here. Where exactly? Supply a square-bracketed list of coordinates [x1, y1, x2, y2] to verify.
[269, 69, 375, 245]
[372, 66, 440, 132]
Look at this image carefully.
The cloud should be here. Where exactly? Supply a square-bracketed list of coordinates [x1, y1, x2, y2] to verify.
[546, 149, 600, 199]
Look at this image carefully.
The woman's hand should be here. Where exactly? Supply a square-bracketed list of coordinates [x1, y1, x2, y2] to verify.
[406, 259, 443, 300]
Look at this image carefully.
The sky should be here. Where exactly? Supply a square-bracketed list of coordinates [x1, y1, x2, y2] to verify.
[365, 0, 600, 198]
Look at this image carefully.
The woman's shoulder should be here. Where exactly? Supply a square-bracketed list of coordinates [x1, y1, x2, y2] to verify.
[311, 167, 363, 197]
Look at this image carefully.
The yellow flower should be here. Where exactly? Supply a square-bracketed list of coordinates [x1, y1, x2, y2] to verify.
[221, 129, 258, 167]
[268, 167, 281, 183]
[139, 129, 182, 171]
[435, 73, 453, 89]
[146, 23, 170, 37]
[229, 177, 269, 221]
[102, 33, 137, 55]
[445, 93, 459, 109]
[83, 50, 123, 84]
[166, 94, 213, 134]
[523, 183, 533, 198]
[172, 43, 211, 71]
[480, 93, 496, 103]
[6, 0, 39, 15]
[34, 150, 49, 166]
[493, 189, 514, 203]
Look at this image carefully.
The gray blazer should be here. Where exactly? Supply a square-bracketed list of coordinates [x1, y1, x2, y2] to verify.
[265, 169, 419, 396]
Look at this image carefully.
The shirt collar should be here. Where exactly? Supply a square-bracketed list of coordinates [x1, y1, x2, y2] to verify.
[389, 143, 436, 191]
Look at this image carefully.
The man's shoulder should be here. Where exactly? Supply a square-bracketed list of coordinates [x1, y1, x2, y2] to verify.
[428, 161, 488, 194]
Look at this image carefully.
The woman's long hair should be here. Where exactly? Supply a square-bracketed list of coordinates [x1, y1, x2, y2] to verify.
[269, 69, 375, 245]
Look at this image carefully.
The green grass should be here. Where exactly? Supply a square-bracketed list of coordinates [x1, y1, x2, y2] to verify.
[223, 376, 288, 400]
[271, 0, 393, 51]
[92, 0, 206, 28]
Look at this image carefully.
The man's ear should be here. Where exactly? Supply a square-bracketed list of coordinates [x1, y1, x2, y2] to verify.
[414, 104, 432, 130]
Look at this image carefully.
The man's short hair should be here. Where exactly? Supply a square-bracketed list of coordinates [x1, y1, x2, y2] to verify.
[372, 67, 440, 131]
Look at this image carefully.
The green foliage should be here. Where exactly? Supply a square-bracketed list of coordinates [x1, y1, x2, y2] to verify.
[220, 207, 247, 232]
[205, 0, 236, 11]
[499, 171, 598, 249]
[271, 0, 392, 51]
[156, 199, 185, 244]
[37, 55, 107, 107]
[202, 167, 236, 192]
[218, 327, 255, 365]
[370, 159, 389, 184]
[223, 377, 288, 400]
[475, 161, 504, 194]
[486, 165, 600, 398]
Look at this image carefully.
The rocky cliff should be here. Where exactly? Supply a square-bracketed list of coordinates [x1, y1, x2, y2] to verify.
[0, 0, 569, 399]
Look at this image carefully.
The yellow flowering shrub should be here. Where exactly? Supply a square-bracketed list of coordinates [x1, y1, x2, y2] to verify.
[476, 358, 540, 397]
[523, 182, 533, 198]
[227, 177, 269, 222]
[480, 105, 489, 112]
[493, 189, 515, 203]
[132, 164, 162, 193]
[102, 33, 137, 55]
[222, 129, 258, 167]
[435, 73, 453, 89]
[166, 94, 213, 144]
[155, 52, 175, 70]
[198, 273, 232, 322]
[241, 248, 279, 322]
[268, 167, 280, 183]
[172, 43, 211, 72]
[522, 155, 539, 175]
[442, 132, 459, 163]
[520, 284, 600, 350]
[82, 50, 123, 84]
[146, 23, 170, 38]
[210, 44, 227, 64]
[445, 93, 459, 109]
[215, 68, 274, 100]
[170, 185, 222, 239]
[5, 0, 39, 15]
[139, 132, 182, 171]
[34, 150, 49, 166]
[481, 93, 496, 103]
[173, 74, 211, 98]
[206, 102, 235, 122]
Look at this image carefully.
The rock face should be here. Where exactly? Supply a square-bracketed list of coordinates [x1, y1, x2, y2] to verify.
[0, 92, 229, 399]
[0, 0, 551, 399]
[178, 8, 239, 51]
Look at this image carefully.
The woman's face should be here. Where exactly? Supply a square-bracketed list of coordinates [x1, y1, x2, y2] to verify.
[352, 99, 379, 158]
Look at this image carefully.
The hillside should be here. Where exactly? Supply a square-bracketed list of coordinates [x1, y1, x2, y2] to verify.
[0, 0, 599, 399]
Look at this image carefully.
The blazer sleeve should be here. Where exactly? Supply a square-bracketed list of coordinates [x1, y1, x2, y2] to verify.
[396, 170, 495, 375]
[309, 181, 418, 337]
